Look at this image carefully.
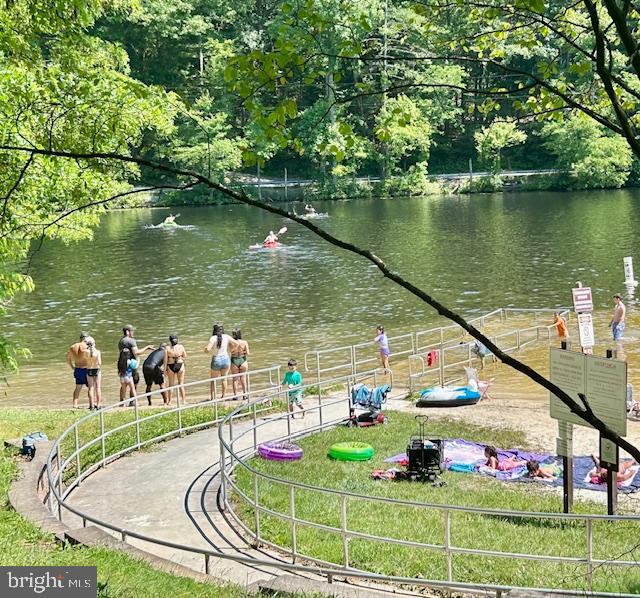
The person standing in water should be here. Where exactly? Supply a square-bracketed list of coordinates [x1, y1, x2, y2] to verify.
[552, 312, 569, 341]
[230, 329, 250, 400]
[610, 293, 626, 341]
[304, 203, 316, 215]
[374, 325, 390, 371]
[205, 323, 241, 400]
[83, 336, 102, 410]
[166, 334, 187, 405]
[66, 331, 90, 409]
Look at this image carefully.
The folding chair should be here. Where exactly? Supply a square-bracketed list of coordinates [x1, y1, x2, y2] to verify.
[464, 366, 494, 401]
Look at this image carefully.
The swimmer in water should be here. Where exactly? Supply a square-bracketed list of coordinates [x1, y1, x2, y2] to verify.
[304, 203, 316, 215]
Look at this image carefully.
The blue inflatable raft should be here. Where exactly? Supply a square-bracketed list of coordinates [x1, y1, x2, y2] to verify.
[416, 386, 481, 408]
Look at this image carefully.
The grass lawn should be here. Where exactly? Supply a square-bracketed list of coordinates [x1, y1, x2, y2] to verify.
[0, 407, 253, 597]
[234, 412, 640, 593]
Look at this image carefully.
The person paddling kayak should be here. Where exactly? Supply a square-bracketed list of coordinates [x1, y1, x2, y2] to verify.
[263, 230, 279, 245]
[260, 226, 287, 248]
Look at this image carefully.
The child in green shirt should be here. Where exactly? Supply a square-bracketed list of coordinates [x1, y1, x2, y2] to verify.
[282, 358, 304, 418]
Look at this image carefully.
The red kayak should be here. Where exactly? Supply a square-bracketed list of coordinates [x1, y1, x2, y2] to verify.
[263, 241, 281, 248]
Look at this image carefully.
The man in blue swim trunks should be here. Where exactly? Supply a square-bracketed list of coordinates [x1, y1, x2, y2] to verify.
[610, 293, 626, 341]
[66, 331, 89, 408]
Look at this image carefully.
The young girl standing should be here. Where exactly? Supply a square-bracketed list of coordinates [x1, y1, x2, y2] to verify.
[375, 325, 390, 371]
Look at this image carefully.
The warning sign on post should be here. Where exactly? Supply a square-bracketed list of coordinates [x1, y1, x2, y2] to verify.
[572, 287, 593, 313]
[549, 348, 628, 436]
[577, 312, 595, 348]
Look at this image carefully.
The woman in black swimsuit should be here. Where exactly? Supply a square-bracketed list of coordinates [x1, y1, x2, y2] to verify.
[166, 334, 187, 404]
[230, 329, 250, 400]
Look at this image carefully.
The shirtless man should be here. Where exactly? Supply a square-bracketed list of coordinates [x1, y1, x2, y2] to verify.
[118, 325, 154, 402]
[66, 331, 90, 408]
[610, 293, 626, 341]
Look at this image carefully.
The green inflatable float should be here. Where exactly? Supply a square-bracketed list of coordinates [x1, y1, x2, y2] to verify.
[328, 442, 374, 461]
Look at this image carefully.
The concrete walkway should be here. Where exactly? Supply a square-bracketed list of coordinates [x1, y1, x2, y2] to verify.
[63, 395, 410, 592]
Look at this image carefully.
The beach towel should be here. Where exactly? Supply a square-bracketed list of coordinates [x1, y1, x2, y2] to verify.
[384, 439, 555, 481]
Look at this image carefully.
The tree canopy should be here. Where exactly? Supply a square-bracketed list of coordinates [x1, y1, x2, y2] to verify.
[3, 0, 640, 459]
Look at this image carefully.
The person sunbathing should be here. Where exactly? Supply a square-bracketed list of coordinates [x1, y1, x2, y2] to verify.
[484, 446, 525, 471]
[526, 460, 556, 479]
[589, 454, 638, 484]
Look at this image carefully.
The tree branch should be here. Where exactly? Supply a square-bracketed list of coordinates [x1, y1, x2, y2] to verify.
[0, 152, 34, 227]
[1, 142, 638, 461]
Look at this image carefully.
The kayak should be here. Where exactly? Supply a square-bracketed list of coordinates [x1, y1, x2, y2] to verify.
[263, 241, 281, 248]
[158, 221, 178, 228]
[416, 386, 481, 408]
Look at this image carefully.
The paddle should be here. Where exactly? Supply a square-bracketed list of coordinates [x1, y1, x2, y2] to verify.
[277, 226, 287, 236]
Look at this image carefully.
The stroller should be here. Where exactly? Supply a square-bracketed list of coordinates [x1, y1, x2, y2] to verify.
[346, 383, 390, 427]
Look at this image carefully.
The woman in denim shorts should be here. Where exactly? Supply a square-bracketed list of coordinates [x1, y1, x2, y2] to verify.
[205, 323, 241, 400]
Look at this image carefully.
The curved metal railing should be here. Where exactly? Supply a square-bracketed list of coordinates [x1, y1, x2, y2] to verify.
[217, 375, 640, 595]
[43, 307, 640, 597]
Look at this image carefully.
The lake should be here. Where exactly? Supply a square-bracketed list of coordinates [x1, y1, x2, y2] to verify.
[4, 188, 640, 407]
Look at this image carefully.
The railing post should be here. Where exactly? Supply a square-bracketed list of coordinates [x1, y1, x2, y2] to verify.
[289, 485, 297, 562]
[351, 345, 356, 376]
[74, 426, 81, 485]
[341, 495, 349, 568]
[252, 401, 258, 449]
[586, 519, 593, 591]
[516, 329, 521, 350]
[439, 348, 445, 386]
[228, 419, 234, 470]
[253, 474, 260, 544]
[204, 554, 210, 575]
[219, 437, 226, 511]
[99, 410, 106, 467]
[134, 397, 141, 446]
[444, 509, 452, 582]
[56, 449, 63, 521]
[318, 381, 323, 427]
[316, 351, 321, 387]
[176, 386, 184, 433]
[286, 407, 292, 440]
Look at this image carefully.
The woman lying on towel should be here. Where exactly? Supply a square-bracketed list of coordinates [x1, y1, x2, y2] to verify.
[589, 454, 638, 485]
[526, 460, 559, 480]
[484, 446, 526, 471]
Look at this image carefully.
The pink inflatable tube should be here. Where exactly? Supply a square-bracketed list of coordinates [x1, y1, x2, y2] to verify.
[258, 441, 303, 461]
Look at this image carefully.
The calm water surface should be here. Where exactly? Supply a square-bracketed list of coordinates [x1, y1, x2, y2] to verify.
[5, 189, 640, 406]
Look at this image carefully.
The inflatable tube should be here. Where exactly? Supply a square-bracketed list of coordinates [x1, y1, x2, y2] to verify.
[258, 441, 303, 461]
[416, 385, 481, 408]
[328, 442, 374, 461]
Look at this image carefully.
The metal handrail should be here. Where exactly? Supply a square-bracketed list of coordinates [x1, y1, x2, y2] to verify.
[43, 310, 634, 595]
[216, 385, 640, 593]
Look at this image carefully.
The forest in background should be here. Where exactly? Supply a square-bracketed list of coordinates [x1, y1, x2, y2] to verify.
[90, 0, 639, 201]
